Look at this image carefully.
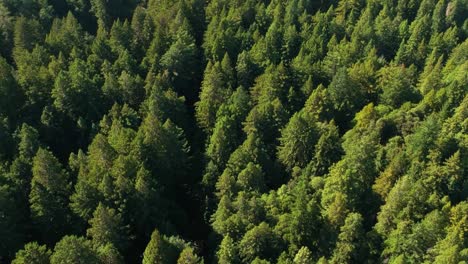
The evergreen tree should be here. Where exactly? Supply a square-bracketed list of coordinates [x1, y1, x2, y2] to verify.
[143, 229, 169, 264]
[237, 162, 266, 193]
[278, 111, 318, 171]
[13, 17, 42, 51]
[87, 203, 128, 251]
[29, 148, 71, 244]
[50, 236, 100, 264]
[0, 0, 466, 262]
[429, 202, 468, 263]
[90, 0, 108, 29]
[330, 213, 365, 264]
[217, 235, 239, 264]
[309, 121, 343, 176]
[195, 61, 233, 133]
[239, 223, 280, 263]
[11, 242, 51, 264]
[177, 247, 203, 264]
[378, 64, 419, 108]
[327, 67, 367, 126]
[293, 247, 313, 264]
[0, 184, 27, 261]
[160, 29, 199, 101]
[0, 56, 21, 119]
[96, 243, 125, 264]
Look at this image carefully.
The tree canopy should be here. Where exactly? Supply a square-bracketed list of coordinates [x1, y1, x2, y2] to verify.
[0, 0, 466, 263]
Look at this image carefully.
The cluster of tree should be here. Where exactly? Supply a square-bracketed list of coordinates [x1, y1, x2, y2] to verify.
[0, 0, 466, 263]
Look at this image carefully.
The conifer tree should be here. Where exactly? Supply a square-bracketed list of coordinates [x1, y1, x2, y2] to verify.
[30, 148, 71, 244]
[143, 229, 169, 264]
[87, 203, 127, 251]
[278, 111, 318, 171]
[330, 213, 365, 264]
[50, 236, 100, 264]
[11, 242, 51, 264]
[177, 247, 203, 264]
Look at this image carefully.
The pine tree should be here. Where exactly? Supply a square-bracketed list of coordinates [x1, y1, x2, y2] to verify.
[177, 247, 203, 264]
[429, 202, 468, 263]
[143, 229, 168, 264]
[131, 6, 153, 58]
[217, 235, 239, 264]
[277, 111, 318, 171]
[13, 17, 42, 51]
[0, 56, 21, 119]
[237, 162, 266, 193]
[309, 121, 343, 176]
[160, 29, 199, 100]
[96, 243, 125, 264]
[327, 67, 367, 125]
[29, 148, 71, 244]
[293, 247, 313, 264]
[50, 236, 100, 264]
[11, 242, 51, 264]
[204, 87, 250, 185]
[87, 203, 127, 251]
[239, 223, 280, 263]
[195, 61, 233, 133]
[330, 213, 365, 264]
[90, 0, 108, 29]
[0, 184, 27, 260]
[378, 64, 419, 108]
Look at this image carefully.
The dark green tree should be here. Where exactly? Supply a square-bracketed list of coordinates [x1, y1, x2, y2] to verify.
[0, 56, 22, 119]
[29, 148, 71, 244]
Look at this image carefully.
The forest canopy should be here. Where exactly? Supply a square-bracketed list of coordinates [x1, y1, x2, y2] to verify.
[0, 0, 467, 263]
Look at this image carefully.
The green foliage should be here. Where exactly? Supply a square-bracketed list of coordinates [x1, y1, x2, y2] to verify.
[177, 247, 203, 264]
[30, 148, 71, 243]
[239, 222, 281, 263]
[0, 56, 21, 119]
[277, 111, 318, 171]
[330, 213, 365, 264]
[11, 242, 51, 264]
[237, 162, 266, 193]
[195, 61, 233, 132]
[378, 64, 420, 108]
[0, 1, 466, 263]
[13, 17, 42, 51]
[143, 230, 165, 264]
[50, 236, 100, 264]
[293, 246, 313, 264]
[96, 243, 125, 264]
[216, 235, 239, 264]
[87, 203, 128, 250]
[308, 121, 343, 176]
[143, 229, 166, 264]
[429, 202, 468, 263]
[46, 12, 87, 55]
[160, 29, 199, 99]
[0, 183, 26, 259]
[143, 229, 189, 264]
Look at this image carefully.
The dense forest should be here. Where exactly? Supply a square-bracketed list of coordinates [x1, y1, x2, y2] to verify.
[0, 0, 467, 263]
